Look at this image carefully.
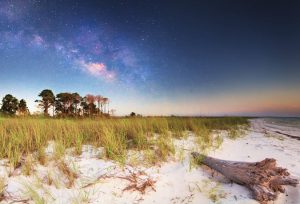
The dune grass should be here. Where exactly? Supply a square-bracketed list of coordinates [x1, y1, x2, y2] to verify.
[0, 177, 5, 201]
[57, 160, 78, 188]
[0, 116, 248, 167]
[23, 182, 46, 204]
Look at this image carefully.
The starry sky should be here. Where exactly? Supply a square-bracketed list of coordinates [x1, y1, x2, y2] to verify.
[0, 0, 300, 116]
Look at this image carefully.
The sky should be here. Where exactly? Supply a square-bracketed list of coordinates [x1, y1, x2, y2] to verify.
[0, 0, 300, 116]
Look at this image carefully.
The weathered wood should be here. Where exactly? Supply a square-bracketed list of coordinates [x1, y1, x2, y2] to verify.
[192, 152, 299, 203]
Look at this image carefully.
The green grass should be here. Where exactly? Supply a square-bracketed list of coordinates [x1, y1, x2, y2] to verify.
[23, 183, 45, 204]
[197, 179, 227, 203]
[0, 116, 249, 167]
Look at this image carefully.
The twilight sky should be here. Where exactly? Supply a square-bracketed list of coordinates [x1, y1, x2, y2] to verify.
[0, 0, 300, 116]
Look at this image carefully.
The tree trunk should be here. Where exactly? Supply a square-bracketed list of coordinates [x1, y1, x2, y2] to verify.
[191, 152, 299, 203]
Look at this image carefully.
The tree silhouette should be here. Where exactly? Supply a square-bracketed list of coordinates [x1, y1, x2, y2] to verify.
[56, 92, 73, 115]
[95, 95, 104, 114]
[55, 92, 82, 117]
[33, 90, 114, 118]
[36, 89, 55, 116]
[130, 112, 136, 117]
[80, 96, 89, 116]
[0, 94, 19, 115]
[18, 99, 29, 115]
[72, 93, 82, 116]
[85, 94, 97, 116]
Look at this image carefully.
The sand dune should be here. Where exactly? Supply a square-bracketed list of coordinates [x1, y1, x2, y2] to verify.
[0, 119, 299, 203]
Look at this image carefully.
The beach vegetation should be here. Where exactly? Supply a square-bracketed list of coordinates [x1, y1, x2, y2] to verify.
[0, 112, 248, 168]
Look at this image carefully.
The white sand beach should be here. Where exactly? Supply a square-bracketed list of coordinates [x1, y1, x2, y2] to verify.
[0, 118, 299, 204]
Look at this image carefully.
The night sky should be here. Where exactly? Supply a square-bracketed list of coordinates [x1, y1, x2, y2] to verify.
[0, 0, 300, 116]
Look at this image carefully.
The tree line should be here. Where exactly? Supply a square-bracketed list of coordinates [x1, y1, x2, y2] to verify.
[0, 89, 115, 117]
[0, 94, 29, 115]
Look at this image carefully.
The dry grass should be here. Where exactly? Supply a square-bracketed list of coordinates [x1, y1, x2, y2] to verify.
[71, 190, 92, 204]
[0, 177, 6, 201]
[197, 179, 227, 203]
[22, 154, 34, 176]
[23, 182, 45, 204]
[57, 160, 78, 188]
[36, 146, 47, 165]
[0, 117, 249, 167]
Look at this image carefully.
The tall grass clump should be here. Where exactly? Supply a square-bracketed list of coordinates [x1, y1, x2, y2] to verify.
[155, 132, 175, 160]
[22, 154, 34, 176]
[100, 127, 127, 162]
[0, 116, 248, 166]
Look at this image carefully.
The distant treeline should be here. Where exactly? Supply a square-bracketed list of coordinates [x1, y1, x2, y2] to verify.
[0, 89, 115, 117]
[0, 94, 28, 116]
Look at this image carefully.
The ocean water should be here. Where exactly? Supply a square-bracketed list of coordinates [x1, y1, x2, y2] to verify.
[264, 117, 300, 128]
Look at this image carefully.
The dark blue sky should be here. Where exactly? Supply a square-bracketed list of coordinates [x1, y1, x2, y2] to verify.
[0, 0, 300, 116]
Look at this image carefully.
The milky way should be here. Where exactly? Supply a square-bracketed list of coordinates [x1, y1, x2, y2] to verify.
[0, 0, 300, 116]
[0, 0, 148, 84]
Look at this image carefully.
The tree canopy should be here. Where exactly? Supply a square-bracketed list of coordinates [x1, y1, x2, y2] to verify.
[36, 89, 55, 116]
[0, 90, 114, 118]
[0, 94, 19, 115]
[35, 90, 112, 117]
[18, 99, 29, 115]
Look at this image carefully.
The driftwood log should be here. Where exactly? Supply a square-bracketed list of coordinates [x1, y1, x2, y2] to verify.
[192, 152, 299, 203]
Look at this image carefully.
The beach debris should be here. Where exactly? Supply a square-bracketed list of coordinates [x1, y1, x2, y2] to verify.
[118, 169, 156, 194]
[81, 167, 156, 194]
[192, 152, 299, 204]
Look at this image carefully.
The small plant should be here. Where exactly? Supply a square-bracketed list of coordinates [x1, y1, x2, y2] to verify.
[144, 149, 157, 165]
[7, 146, 22, 169]
[57, 160, 78, 188]
[199, 180, 227, 203]
[177, 148, 185, 163]
[53, 141, 65, 160]
[44, 171, 54, 186]
[173, 130, 184, 138]
[0, 177, 6, 201]
[71, 190, 92, 204]
[127, 152, 141, 166]
[36, 146, 47, 165]
[45, 171, 62, 188]
[74, 134, 83, 155]
[213, 134, 223, 149]
[228, 127, 245, 139]
[208, 183, 226, 203]
[190, 152, 205, 170]
[101, 127, 126, 163]
[195, 136, 210, 154]
[155, 133, 175, 161]
[22, 154, 34, 176]
[23, 182, 45, 204]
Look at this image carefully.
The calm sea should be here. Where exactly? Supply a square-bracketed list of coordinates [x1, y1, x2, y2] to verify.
[264, 117, 300, 128]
